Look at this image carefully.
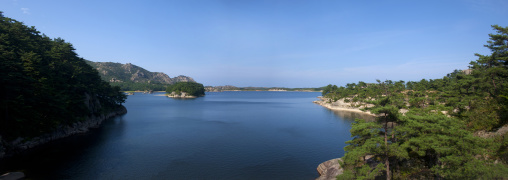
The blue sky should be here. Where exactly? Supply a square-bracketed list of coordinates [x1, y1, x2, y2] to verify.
[1, 0, 507, 87]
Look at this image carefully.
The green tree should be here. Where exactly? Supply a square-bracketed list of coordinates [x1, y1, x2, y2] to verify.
[0, 12, 126, 139]
[396, 113, 507, 179]
[339, 119, 386, 180]
[166, 82, 205, 97]
[335, 25, 508, 179]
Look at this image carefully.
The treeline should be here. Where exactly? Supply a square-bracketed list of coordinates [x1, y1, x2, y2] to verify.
[0, 13, 126, 139]
[166, 82, 205, 97]
[110, 82, 167, 91]
[323, 25, 508, 179]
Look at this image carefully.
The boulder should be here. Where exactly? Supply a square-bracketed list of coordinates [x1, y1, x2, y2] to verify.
[316, 158, 343, 180]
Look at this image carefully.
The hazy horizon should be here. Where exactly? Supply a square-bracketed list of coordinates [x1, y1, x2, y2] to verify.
[1, 0, 507, 88]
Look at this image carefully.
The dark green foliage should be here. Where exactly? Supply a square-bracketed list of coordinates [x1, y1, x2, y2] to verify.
[0, 13, 126, 139]
[335, 25, 508, 179]
[110, 82, 167, 91]
[397, 113, 489, 179]
[166, 82, 205, 97]
[340, 119, 387, 179]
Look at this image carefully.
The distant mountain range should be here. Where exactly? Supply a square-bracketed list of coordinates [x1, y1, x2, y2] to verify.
[85, 61, 195, 91]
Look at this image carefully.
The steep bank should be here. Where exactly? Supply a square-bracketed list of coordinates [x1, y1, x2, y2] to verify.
[0, 105, 126, 159]
[313, 97, 375, 116]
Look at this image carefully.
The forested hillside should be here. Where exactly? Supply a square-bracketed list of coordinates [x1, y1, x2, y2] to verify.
[323, 25, 508, 179]
[0, 12, 126, 140]
[86, 61, 195, 91]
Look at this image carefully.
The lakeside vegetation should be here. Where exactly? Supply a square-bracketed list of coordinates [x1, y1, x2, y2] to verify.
[322, 25, 508, 179]
[0, 13, 126, 139]
[166, 82, 205, 97]
[2, 8, 507, 179]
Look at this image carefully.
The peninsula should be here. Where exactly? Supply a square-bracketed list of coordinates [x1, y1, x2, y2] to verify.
[315, 25, 508, 179]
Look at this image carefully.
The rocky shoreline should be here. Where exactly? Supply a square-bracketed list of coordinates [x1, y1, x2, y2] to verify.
[0, 105, 127, 159]
[316, 158, 343, 180]
[313, 97, 375, 179]
[313, 96, 375, 116]
[167, 92, 197, 98]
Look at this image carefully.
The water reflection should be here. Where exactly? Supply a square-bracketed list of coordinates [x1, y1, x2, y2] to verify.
[0, 115, 128, 179]
[1, 92, 356, 180]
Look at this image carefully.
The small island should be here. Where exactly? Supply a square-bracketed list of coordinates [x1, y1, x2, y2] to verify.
[166, 82, 205, 98]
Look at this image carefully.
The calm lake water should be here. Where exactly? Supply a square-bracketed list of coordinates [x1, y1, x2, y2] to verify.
[1, 91, 373, 179]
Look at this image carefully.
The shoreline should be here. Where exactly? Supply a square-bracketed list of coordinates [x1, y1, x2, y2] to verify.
[167, 95, 197, 98]
[0, 106, 127, 160]
[313, 97, 376, 117]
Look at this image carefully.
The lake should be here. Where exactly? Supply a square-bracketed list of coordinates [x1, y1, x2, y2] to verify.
[1, 91, 373, 179]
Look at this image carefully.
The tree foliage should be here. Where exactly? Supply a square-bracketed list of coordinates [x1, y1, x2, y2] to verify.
[335, 25, 508, 179]
[0, 12, 126, 139]
[166, 82, 205, 97]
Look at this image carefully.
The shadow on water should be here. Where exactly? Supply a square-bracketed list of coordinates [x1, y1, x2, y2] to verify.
[0, 115, 127, 179]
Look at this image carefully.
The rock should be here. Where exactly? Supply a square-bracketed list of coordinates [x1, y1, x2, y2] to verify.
[313, 97, 375, 117]
[475, 124, 508, 138]
[85, 61, 196, 84]
[167, 92, 197, 98]
[316, 158, 343, 180]
[399, 109, 409, 115]
[0, 172, 25, 180]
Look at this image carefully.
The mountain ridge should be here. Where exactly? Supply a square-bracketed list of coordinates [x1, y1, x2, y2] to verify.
[85, 61, 195, 84]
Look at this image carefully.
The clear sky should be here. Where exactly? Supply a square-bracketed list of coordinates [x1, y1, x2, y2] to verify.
[1, 0, 507, 87]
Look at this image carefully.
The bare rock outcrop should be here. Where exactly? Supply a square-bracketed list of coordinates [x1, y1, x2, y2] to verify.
[172, 75, 195, 83]
[314, 97, 375, 116]
[85, 61, 196, 85]
[317, 158, 343, 180]
[475, 124, 508, 138]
